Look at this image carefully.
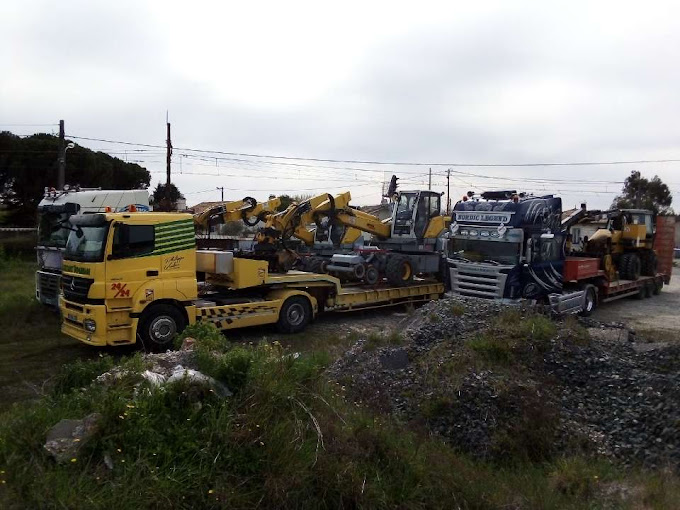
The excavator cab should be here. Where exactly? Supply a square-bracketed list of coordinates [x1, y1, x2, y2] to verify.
[392, 191, 442, 239]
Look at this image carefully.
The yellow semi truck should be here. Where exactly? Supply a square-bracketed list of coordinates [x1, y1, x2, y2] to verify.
[59, 211, 444, 350]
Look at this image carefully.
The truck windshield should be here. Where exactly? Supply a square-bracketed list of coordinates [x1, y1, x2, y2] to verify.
[38, 212, 71, 248]
[451, 238, 520, 265]
[64, 224, 110, 262]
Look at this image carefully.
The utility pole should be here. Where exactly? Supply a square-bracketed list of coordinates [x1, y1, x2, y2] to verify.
[446, 168, 451, 214]
[165, 117, 172, 210]
[58, 120, 65, 190]
[216, 186, 224, 201]
[428, 167, 432, 191]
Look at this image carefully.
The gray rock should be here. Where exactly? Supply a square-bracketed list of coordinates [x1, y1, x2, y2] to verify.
[379, 348, 410, 370]
[44, 412, 102, 463]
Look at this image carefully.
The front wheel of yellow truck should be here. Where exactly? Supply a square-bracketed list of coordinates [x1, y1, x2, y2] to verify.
[138, 304, 187, 352]
[276, 296, 312, 334]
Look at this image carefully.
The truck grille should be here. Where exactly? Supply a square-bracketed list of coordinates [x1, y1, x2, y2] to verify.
[37, 271, 61, 301]
[448, 260, 510, 299]
[61, 275, 94, 303]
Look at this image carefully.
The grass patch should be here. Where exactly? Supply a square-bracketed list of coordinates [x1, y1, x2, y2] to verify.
[450, 303, 466, 316]
[1, 322, 679, 508]
[466, 308, 557, 365]
[0, 253, 96, 410]
[364, 330, 404, 351]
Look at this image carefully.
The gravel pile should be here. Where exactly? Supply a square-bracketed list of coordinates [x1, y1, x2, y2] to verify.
[328, 296, 680, 468]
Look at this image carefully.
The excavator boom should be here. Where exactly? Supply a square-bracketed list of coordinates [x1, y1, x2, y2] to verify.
[194, 197, 281, 229]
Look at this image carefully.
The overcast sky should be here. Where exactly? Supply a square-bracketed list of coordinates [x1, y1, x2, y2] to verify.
[2, 0, 679, 210]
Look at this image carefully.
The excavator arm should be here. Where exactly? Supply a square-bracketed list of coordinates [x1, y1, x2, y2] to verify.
[256, 192, 391, 248]
[193, 196, 281, 229]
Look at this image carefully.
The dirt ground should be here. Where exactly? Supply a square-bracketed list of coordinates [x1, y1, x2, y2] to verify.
[592, 267, 680, 342]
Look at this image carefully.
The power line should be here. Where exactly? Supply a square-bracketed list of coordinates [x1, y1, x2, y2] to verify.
[67, 134, 680, 169]
[0, 123, 59, 127]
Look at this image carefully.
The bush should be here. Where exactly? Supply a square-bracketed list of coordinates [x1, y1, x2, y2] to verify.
[52, 355, 117, 395]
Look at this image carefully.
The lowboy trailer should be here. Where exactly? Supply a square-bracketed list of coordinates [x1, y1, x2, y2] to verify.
[59, 212, 445, 350]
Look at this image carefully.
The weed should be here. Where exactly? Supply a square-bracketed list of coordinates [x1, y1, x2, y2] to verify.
[364, 330, 404, 351]
[176, 320, 229, 351]
[420, 395, 454, 420]
[450, 303, 466, 316]
[52, 355, 117, 395]
[428, 312, 441, 323]
[467, 333, 513, 364]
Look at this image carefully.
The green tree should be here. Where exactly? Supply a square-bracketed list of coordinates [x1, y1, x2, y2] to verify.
[150, 182, 184, 211]
[0, 131, 150, 225]
[611, 171, 673, 215]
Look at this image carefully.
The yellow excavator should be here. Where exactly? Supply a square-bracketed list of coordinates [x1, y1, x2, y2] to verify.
[252, 183, 450, 286]
[191, 177, 451, 286]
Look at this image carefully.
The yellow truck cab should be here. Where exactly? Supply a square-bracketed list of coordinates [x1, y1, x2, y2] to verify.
[60, 212, 444, 351]
[60, 212, 198, 349]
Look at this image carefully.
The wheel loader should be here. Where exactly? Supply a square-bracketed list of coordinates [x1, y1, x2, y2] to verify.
[585, 209, 657, 280]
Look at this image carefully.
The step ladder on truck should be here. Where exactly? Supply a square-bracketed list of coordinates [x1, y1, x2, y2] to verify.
[446, 191, 674, 315]
[58, 211, 445, 351]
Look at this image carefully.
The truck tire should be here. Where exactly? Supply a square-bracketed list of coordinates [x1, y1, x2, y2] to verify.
[640, 251, 658, 277]
[620, 253, 641, 281]
[653, 279, 663, 295]
[645, 281, 655, 298]
[139, 304, 186, 353]
[634, 284, 647, 300]
[364, 265, 379, 285]
[579, 285, 597, 317]
[385, 255, 413, 287]
[276, 296, 312, 333]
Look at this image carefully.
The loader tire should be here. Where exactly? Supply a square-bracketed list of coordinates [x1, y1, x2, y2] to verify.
[620, 253, 641, 281]
[385, 255, 413, 287]
[640, 251, 658, 277]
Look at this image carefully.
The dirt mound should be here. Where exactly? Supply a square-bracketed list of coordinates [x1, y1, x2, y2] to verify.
[328, 296, 680, 468]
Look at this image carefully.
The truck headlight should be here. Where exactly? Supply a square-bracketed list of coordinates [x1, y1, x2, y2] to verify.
[83, 319, 96, 332]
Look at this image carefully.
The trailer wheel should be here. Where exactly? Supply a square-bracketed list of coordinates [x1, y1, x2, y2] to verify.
[276, 296, 312, 334]
[385, 255, 413, 287]
[579, 285, 597, 317]
[640, 250, 658, 277]
[364, 265, 379, 285]
[139, 304, 186, 352]
[644, 281, 655, 298]
[653, 279, 663, 295]
[634, 284, 647, 300]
